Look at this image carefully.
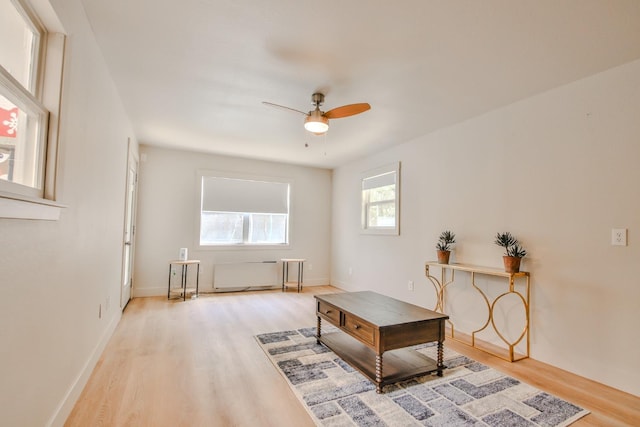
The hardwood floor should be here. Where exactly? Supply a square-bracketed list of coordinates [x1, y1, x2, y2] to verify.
[65, 286, 640, 426]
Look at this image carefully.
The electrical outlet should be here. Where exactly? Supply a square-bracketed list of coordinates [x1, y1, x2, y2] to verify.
[611, 228, 627, 246]
[308, 264, 313, 271]
[408, 280, 414, 291]
[348, 267, 353, 276]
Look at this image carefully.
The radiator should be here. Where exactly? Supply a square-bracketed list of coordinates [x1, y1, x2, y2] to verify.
[213, 261, 280, 291]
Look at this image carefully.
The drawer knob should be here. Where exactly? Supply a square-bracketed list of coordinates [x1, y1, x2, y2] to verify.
[353, 324, 360, 329]
[325, 310, 332, 314]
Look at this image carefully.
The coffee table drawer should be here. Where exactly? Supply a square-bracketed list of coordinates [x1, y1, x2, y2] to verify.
[317, 301, 341, 324]
[343, 313, 374, 345]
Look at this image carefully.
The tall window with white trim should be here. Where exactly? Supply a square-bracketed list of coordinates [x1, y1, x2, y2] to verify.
[0, 0, 49, 197]
[361, 162, 400, 235]
[200, 175, 290, 246]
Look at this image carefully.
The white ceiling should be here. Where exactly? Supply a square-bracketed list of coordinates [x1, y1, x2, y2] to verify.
[79, 0, 640, 168]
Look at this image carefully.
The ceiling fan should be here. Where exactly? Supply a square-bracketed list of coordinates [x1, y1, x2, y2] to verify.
[262, 92, 370, 135]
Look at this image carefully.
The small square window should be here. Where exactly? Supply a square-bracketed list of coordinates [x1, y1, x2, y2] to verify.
[200, 211, 244, 245]
[248, 213, 288, 244]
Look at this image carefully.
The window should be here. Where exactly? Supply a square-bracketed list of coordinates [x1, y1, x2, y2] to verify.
[361, 162, 400, 235]
[200, 174, 290, 246]
[1, 0, 65, 220]
[0, 0, 47, 197]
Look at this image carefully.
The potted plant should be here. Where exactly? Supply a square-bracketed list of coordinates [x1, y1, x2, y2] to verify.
[436, 230, 456, 264]
[494, 232, 527, 273]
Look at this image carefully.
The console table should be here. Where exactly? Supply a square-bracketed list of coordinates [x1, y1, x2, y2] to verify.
[315, 291, 448, 393]
[424, 262, 530, 362]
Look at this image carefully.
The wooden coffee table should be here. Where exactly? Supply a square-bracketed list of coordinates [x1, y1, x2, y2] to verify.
[315, 291, 449, 393]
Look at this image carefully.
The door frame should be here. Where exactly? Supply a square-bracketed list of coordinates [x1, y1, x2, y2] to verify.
[120, 139, 139, 309]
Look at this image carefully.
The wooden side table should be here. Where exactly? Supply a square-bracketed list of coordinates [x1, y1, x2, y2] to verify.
[168, 260, 200, 301]
[281, 258, 305, 292]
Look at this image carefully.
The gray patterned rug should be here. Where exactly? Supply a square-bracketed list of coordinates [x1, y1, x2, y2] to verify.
[256, 327, 589, 427]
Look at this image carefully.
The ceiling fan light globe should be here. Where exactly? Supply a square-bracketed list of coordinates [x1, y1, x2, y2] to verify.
[304, 115, 329, 134]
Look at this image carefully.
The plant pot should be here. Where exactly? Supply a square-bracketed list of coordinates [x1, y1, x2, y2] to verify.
[503, 256, 521, 273]
[437, 250, 451, 264]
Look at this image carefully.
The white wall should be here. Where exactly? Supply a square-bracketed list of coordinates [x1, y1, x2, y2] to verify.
[332, 59, 640, 397]
[0, 0, 137, 425]
[134, 146, 331, 296]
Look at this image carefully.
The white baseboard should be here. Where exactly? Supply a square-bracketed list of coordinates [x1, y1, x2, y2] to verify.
[133, 286, 167, 297]
[134, 278, 330, 297]
[47, 310, 121, 427]
[329, 279, 351, 290]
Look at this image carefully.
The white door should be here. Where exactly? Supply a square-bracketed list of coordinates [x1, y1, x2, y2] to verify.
[121, 144, 138, 309]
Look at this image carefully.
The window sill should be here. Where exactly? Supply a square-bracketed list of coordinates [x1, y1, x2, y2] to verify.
[197, 243, 290, 251]
[361, 228, 400, 236]
[0, 191, 66, 220]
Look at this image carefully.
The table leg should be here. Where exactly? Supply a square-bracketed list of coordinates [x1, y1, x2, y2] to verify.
[195, 263, 200, 298]
[281, 261, 287, 292]
[375, 354, 383, 393]
[182, 264, 188, 301]
[167, 263, 172, 299]
[316, 316, 321, 344]
[437, 340, 444, 377]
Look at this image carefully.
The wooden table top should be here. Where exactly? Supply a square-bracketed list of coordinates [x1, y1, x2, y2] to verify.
[315, 291, 448, 327]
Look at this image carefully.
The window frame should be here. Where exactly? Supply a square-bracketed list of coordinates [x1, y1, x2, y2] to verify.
[0, 0, 66, 220]
[361, 162, 401, 236]
[197, 170, 292, 249]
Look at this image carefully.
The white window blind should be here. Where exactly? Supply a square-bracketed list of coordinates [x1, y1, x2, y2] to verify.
[362, 171, 396, 190]
[202, 177, 289, 214]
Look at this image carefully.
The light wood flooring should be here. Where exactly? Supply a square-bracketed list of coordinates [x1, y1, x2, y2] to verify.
[65, 286, 640, 426]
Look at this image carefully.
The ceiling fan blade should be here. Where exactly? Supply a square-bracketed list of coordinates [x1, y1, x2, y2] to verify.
[262, 101, 308, 116]
[324, 103, 371, 119]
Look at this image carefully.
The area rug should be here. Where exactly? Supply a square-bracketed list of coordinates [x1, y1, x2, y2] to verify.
[256, 327, 589, 427]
